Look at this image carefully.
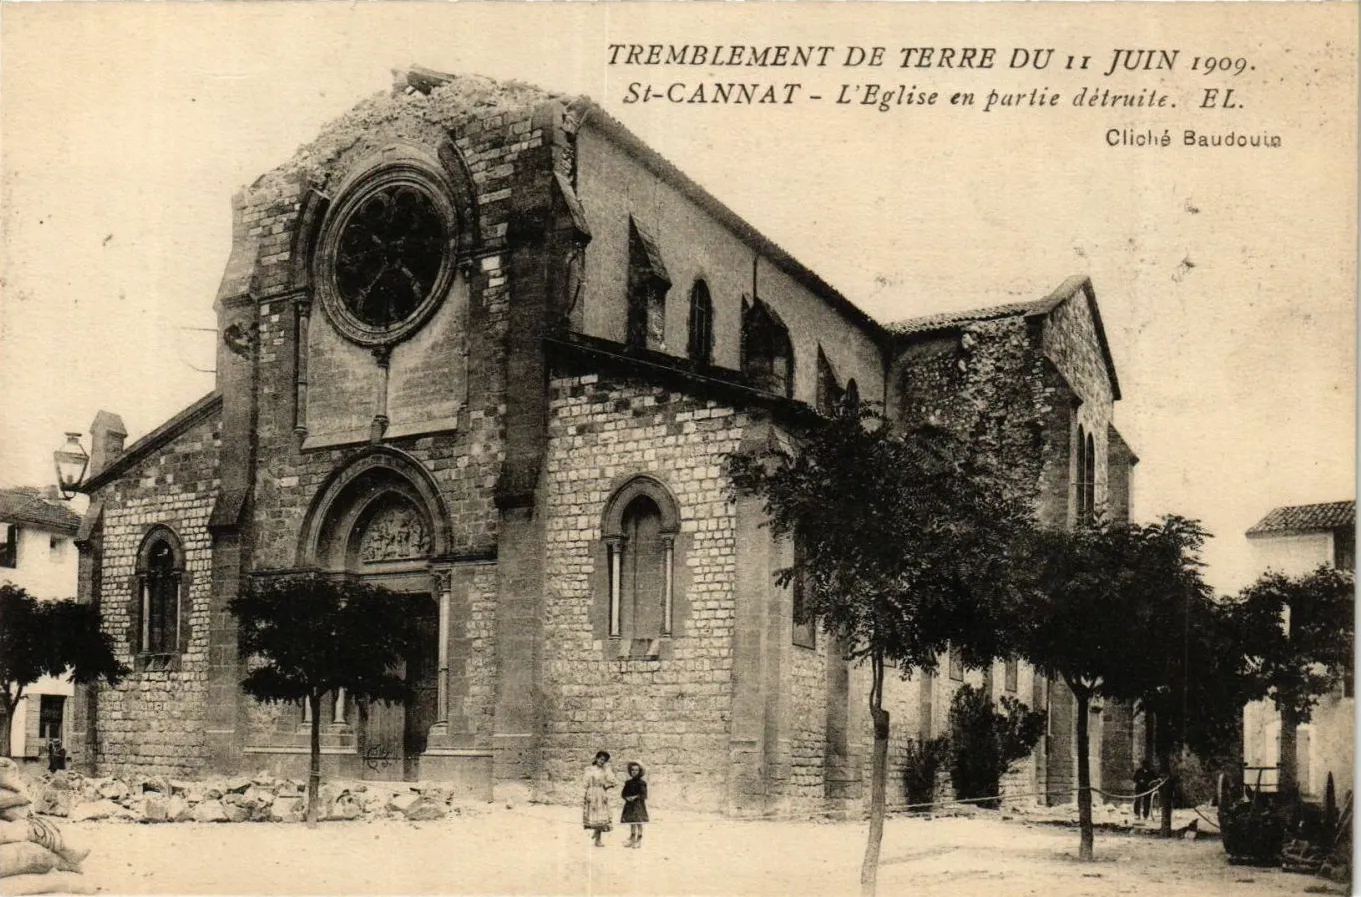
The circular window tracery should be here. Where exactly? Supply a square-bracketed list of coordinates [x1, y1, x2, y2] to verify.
[315, 158, 461, 348]
[336, 185, 447, 329]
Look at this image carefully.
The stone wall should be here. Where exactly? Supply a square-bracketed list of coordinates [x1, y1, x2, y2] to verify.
[537, 373, 746, 810]
[88, 406, 222, 778]
[890, 317, 1049, 511]
[572, 122, 884, 405]
[219, 86, 539, 747]
[786, 641, 829, 806]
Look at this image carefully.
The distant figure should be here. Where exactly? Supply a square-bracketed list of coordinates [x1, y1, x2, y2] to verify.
[621, 762, 649, 848]
[582, 750, 616, 847]
[1133, 761, 1155, 820]
[47, 738, 67, 774]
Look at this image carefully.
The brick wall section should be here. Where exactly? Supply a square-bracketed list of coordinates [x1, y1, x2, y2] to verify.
[465, 564, 499, 739]
[537, 374, 745, 811]
[787, 643, 828, 806]
[90, 412, 222, 778]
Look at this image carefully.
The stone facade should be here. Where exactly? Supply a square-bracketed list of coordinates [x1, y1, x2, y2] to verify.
[73, 68, 1139, 814]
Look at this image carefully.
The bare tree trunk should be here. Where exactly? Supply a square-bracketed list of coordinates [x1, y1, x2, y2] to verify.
[860, 651, 889, 897]
[1158, 749, 1174, 838]
[0, 687, 24, 759]
[1073, 687, 1094, 861]
[1277, 703, 1299, 799]
[307, 692, 322, 828]
[0, 706, 11, 758]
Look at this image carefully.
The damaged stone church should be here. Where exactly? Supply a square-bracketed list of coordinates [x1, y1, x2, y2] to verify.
[70, 69, 1138, 814]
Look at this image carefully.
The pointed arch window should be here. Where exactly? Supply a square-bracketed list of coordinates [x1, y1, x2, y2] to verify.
[741, 298, 794, 399]
[1075, 425, 1093, 525]
[597, 476, 687, 660]
[687, 280, 714, 364]
[1084, 433, 1096, 522]
[133, 526, 188, 668]
[627, 216, 670, 351]
[815, 346, 845, 417]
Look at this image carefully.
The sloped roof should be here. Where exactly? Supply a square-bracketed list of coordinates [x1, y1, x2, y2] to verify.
[0, 487, 81, 535]
[886, 296, 1064, 336]
[885, 276, 1122, 401]
[81, 391, 222, 494]
[1246, 501, 1356, 537]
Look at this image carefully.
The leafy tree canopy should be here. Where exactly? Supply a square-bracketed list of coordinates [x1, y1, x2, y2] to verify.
[230, 572, 420, 707]
[1229, 565, 1354, 722]
[725, 406, 1035, 675]
[0, 583, 127, 694]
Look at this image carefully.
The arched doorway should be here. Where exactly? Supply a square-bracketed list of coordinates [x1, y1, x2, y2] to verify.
[301, 450, 450, 781]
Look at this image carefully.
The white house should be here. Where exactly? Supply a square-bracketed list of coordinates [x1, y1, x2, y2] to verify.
[0, 486, 83, 759]
[1241, 500, 1355, 800]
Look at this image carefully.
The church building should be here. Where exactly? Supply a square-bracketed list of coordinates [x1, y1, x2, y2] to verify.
[70, 69, 1137, 814]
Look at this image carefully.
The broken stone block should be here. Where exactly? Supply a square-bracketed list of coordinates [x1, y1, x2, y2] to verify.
[70, 799, 122, 822]
[326, 795, 362, 821]
[37, 788, 74, 818]
[97, 779, 129, 801]
[141, 796, 169, 823]
[166, 796, 192, 822]
[387, 792, 420, 814]
[403, 796, 447, 822]
[191, 800, 229, 823]
[269, 795, 302, 822]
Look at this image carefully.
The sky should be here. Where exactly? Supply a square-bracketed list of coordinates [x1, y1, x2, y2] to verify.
[0, 2, 1355, 592]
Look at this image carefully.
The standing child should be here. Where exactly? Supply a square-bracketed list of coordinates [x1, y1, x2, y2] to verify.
[583, 750, 616, 847]
[621, 763, 649, 848]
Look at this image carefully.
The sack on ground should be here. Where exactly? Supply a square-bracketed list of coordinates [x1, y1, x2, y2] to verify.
[0, 765, 26, 796]
[0, 871, 95, 896]
[0, 793, 30, 813]
[0, 841, 64, 877]
[0, 820, 28, 845]
[0, 807, 28, 824]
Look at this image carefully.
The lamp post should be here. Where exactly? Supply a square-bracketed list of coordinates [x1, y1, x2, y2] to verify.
[53, 432, 90, 500]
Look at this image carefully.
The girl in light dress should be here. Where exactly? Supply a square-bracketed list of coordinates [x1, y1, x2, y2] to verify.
[582, 750, 616, 846]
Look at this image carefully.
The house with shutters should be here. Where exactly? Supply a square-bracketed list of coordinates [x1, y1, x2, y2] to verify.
[70, 68, 1140, 814]
[1241, 500, 1355, 801]
[0, 486, 83, 760]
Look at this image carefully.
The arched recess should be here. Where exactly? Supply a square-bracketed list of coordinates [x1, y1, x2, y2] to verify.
[298, 446, 452, 571]
[741, 298, 794, 398]
[592, 475, 689, 658]
[293, 447, 452, 779]
[130, 524, 191, 668]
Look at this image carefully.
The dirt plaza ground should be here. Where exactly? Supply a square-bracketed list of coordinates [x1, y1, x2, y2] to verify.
[63, 805, 1341, 897]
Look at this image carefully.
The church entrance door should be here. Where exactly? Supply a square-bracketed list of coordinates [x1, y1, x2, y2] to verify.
[358, 589, 440, 783]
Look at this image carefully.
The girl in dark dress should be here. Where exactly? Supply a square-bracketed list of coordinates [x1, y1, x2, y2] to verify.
[621, 762, 649, 848]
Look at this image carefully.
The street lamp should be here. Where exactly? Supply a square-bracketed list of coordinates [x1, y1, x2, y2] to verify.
[53, 432, 89, 500]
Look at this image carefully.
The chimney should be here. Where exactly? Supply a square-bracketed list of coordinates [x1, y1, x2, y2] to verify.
[88, 410, 127, 479]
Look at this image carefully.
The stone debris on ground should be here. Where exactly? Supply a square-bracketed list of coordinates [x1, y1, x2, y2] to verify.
[0, 758, 94, 896]
[8, 765, 488, 828]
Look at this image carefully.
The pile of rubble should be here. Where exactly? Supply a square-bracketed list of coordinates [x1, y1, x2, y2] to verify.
[0, 758, 93, 895]
[21, 769, 485, 825]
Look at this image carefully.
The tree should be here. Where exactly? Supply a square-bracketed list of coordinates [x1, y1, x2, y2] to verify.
[0, 583, 128, 758]
[1018, 516, 1216, 860]
[230, 573, 420, 826]
[1128, 553, 1246, 838]
[1230, 565, 1354, 800]
[726, 404, 1034, 896]
[946, 684, 1046, 809]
